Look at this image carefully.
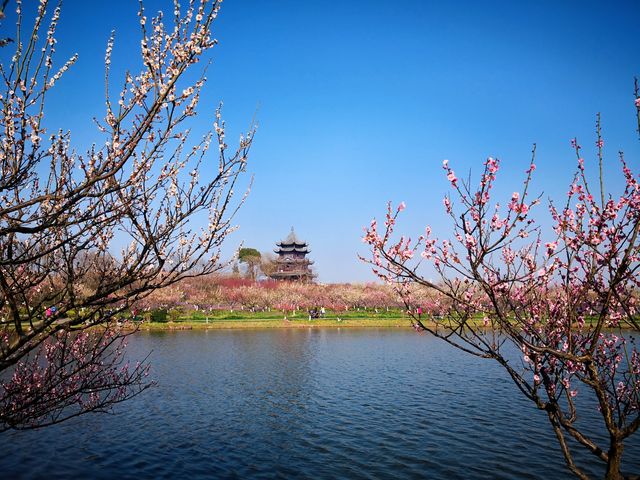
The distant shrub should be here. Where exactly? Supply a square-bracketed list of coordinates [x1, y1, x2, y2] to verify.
[151, 310, 168, 323]
[167, 308, 183, 322]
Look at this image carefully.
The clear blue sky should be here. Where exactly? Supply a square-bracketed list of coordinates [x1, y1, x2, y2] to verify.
[5, 0, 639, 283]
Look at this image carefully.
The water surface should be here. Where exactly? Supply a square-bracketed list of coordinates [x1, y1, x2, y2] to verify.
[3, 328, 639, 479]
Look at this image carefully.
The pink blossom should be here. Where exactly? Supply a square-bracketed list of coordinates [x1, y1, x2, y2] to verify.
[465, 233, 476, 249]
[443, 197, 452, 214]
[490, 213, 504, 230]
[398, 201, 406, 212]
[486, 157, 499, 174]
[400, 248, 413, 260]
[447, 171, 457, 185]
[508, 192, 522, 213]
[545, 242, 557, 256]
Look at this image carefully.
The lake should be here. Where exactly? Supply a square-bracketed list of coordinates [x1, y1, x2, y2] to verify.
[3, 328, 639, 479]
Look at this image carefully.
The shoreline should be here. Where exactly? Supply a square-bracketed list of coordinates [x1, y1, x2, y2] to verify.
[134, 317, 417, 331]
[128, 316, 624, 332]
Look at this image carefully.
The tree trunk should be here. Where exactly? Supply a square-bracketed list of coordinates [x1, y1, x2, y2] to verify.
[605, 438, 623, 480]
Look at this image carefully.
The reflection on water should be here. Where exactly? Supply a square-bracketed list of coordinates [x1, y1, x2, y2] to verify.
[3, 328, 639, 479]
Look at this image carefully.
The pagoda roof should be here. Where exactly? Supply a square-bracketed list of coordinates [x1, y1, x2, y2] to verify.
[276, 227, 310, 249]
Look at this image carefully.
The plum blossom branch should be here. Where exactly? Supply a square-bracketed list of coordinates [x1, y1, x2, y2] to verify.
[0, 0, 254, 430]
[363, 104, 640, 479]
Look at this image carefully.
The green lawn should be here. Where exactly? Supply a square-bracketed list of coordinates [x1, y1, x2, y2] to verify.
[137, 308, 414, 330]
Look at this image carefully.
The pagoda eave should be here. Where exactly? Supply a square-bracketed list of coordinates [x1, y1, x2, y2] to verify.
[274, 250, 310, 255]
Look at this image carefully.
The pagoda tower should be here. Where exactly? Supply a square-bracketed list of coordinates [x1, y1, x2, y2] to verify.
[270, 227, 315, 282]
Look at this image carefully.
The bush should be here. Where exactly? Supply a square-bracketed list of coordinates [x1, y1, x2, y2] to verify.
[151, 310, 168, 323]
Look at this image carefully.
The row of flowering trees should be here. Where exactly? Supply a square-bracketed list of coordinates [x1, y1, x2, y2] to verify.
[0, 0, 252, 430]
[135, 276, 425, 314]
[363, 90, 640, 479]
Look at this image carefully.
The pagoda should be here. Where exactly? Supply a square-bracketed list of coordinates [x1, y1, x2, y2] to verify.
[270, 227, 315, 282]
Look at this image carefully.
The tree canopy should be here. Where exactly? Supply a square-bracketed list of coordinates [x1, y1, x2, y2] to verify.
[238, 248, 261, 261]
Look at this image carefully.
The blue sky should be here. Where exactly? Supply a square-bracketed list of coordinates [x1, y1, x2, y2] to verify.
[5, 0, 639, 283]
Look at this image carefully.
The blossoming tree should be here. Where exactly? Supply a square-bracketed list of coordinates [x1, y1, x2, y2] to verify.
[0, 0, 254, 430]
[363, 91, 640, 479]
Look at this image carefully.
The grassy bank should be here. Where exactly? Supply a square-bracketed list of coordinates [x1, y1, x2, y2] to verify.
[137, 307, 575, 331]
[136, 308, 416, 330]
[138, 318, 413, 330]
